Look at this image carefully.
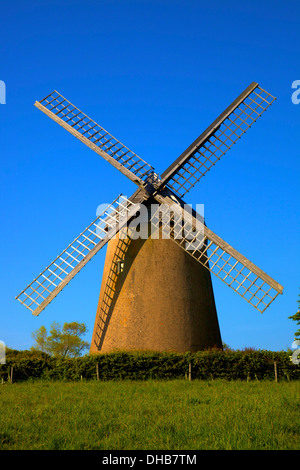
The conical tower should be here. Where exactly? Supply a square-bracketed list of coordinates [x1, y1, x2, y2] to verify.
[90, 229, 222, 353]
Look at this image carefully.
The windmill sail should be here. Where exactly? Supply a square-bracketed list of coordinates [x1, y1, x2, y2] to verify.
[186, 224, 283, 313]
[155, 193, 283, 313]
[159, 83, 276, 198]
[16, 196, 141, 316]
[35, 91, 155, 187]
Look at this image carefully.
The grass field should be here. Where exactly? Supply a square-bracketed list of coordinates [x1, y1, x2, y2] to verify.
[0, 379, 299, 450]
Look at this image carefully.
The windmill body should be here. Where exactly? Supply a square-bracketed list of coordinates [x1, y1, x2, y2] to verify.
[90, 214, 221, 354]
[16, 82, 284, 353]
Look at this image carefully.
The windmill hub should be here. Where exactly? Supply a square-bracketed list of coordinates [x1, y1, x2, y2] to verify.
[144, 171, 162, 196]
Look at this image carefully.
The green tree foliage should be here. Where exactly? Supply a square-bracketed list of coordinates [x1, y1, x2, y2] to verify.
[31, 325, 48, 352]
[288, 292, 300, 341]
[31, 322, 89, 358]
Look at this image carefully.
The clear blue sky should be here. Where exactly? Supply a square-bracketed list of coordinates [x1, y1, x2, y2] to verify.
[1, 0, 299, 352]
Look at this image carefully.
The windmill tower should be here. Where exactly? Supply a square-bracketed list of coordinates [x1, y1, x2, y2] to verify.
[16, 82, 284, 353]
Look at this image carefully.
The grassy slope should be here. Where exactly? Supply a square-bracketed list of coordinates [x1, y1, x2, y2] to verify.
[0, 379, 299, 450]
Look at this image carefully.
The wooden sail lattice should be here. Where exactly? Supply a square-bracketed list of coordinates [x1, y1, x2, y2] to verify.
[174, 226, 281, 313]
[16, 196, 140, 316]
[35, 91, 155, 185]
[161, 85, 276, 198]
[152, 195, 283, 313]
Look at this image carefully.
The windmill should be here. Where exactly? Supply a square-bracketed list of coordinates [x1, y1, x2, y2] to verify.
[16, 82, 284, 353]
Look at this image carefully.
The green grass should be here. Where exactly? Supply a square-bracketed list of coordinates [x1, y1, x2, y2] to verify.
[0, 379, 299, 450]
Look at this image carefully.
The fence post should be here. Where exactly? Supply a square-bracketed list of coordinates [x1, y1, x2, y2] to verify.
[96, 363, 99, 381]
[189, 363, 192, 381]
[10, 366, 13, 384]
[274, 361, 278, 383]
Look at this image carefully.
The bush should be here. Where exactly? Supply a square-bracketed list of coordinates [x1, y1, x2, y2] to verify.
[0, 348, 299, 383]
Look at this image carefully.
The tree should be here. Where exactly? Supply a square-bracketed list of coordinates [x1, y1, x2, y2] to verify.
[288, 292, 300, 341]
[31, 325, 48, 352]
[31, 321, 89, 357]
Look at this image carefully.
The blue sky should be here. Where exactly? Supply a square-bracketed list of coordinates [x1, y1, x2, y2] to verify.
[1, 0, 299, 352]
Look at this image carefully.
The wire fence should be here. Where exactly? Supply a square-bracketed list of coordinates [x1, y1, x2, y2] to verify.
[1, 350, 299, 383]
